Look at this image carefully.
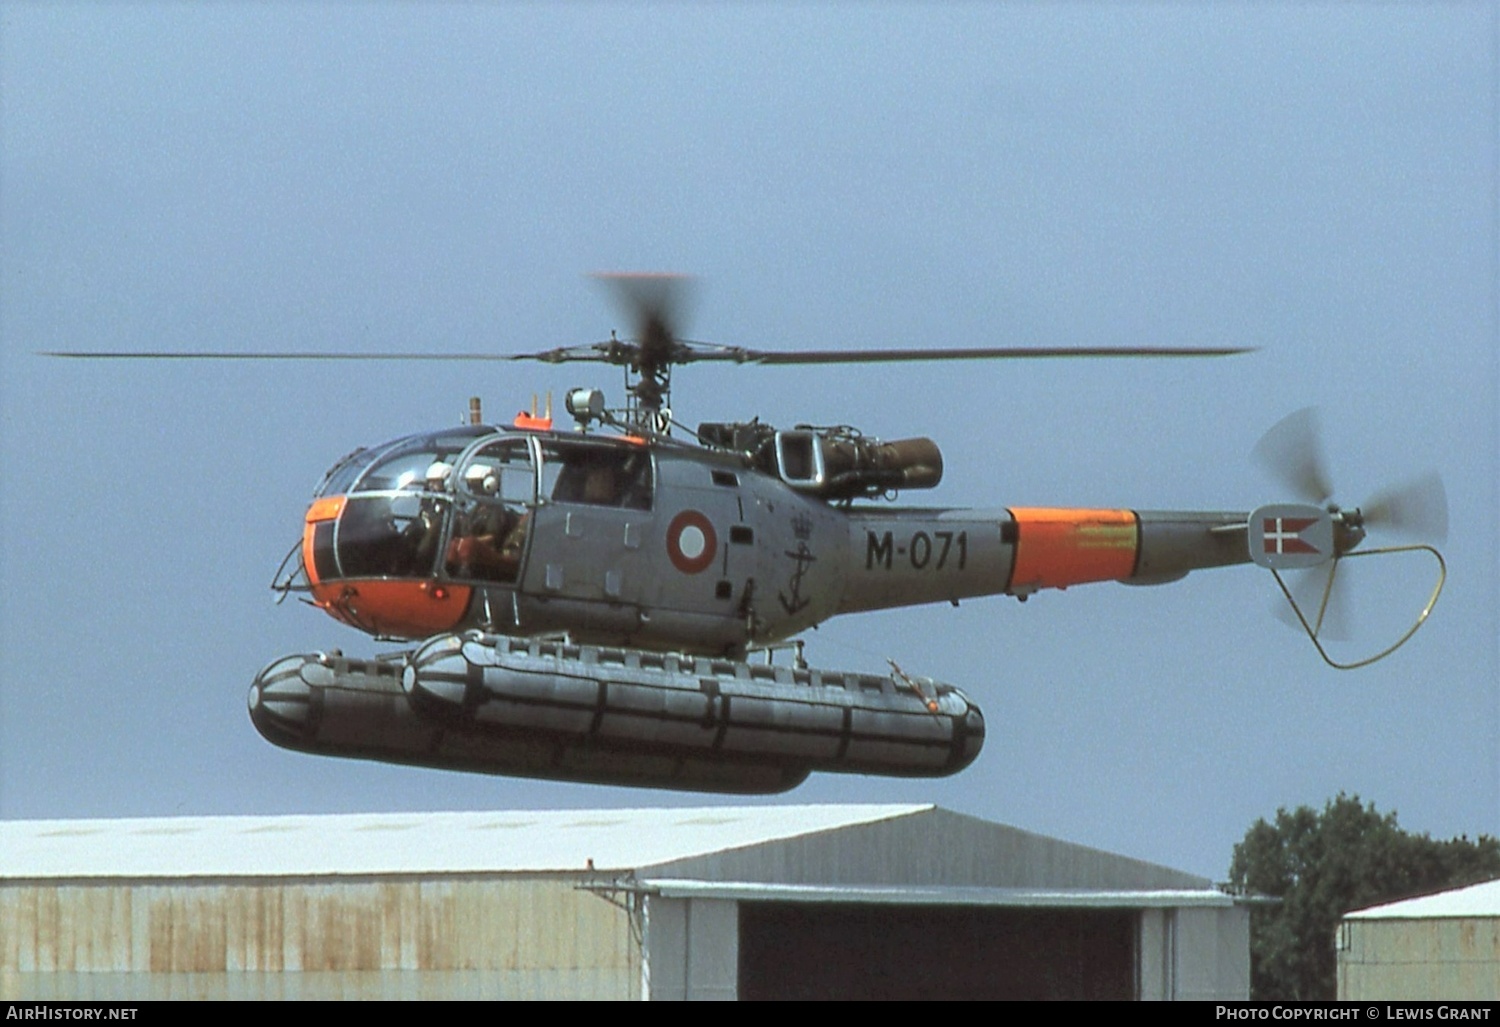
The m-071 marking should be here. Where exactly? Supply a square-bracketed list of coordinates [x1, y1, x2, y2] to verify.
[866, 529, 969, 571]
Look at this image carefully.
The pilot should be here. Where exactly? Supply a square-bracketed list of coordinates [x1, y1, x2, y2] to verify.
[393, 462, 452, 575]
[464, 462, 498, 497]
[618, 452, 652, 509]
[581, 463, 620, 505]
[426, 461, 454, 492]
[446, 463, 526, 582]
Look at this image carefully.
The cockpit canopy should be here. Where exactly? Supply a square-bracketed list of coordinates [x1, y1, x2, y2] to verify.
[306, 427, 653, 586]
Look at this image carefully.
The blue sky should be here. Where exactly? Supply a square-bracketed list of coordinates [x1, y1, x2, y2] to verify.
[2, 4, 1494, 879]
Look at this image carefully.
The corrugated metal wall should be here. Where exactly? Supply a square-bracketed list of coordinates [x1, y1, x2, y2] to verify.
[1, 875, 639, 1000]
[1338, 917, 1500, 1000]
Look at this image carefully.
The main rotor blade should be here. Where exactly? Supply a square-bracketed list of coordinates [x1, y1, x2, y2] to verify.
[743, 345, 1252, 365]
[41, 351, 536, 360]
[1252, 407, 1335, 506]
[509, 342, 1256, 365]
[1363, 472, 1448, 543]
[43, 342, 1254, 365]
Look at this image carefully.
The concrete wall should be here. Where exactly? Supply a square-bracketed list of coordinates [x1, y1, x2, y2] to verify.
[1338, 917, 1500, 1000]
[1, 875, 639, 1000]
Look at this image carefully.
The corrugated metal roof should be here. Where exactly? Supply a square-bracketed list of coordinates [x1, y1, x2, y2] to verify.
[1345, 878, 1500, 920]
[646, 805, 1212, 892]
[0, 804, 931, 880]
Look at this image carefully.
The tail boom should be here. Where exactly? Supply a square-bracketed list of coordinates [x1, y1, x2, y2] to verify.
[837, 507, 1251, 614]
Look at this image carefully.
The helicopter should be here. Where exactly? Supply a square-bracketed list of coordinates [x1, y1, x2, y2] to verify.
[48, 275, 1449, 794]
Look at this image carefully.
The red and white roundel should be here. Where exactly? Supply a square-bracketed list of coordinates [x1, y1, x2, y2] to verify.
[666, 510, 717, 575]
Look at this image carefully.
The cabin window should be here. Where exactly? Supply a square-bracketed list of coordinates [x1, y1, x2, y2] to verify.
[540, 442, 653, 510]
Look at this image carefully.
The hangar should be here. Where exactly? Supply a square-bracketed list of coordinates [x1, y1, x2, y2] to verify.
[2, 804, 1248, 1000]
[1339, 877, 1500, 1000]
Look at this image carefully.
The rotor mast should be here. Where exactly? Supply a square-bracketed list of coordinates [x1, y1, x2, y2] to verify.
[598, 273, 689, 434]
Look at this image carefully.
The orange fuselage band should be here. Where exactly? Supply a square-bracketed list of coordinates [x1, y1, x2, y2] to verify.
[1008, 507, 1139, 591]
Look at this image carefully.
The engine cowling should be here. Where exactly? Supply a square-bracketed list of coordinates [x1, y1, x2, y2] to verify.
[697, 420, 944, 500]
[775, 429, 943, 499]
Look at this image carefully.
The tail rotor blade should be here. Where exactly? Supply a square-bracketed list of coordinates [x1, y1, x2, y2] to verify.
[1273, 562, 1353, 642]
[1363, 472, 1448, 543]
[1253, 407, 1335, 505]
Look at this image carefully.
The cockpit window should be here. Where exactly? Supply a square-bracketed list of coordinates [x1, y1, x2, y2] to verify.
[445, 438, 536, 584]
[316, 427, 501, 580]
[349, 427, 490, 493]
[316, 447, 370, 498]
[540, 442, 653, 510]
[457, 439, 535, 505]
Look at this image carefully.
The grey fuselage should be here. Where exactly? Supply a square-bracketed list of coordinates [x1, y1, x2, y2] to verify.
[298, 425, 1253, 656]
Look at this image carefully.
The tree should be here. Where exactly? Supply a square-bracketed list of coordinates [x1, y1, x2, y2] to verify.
[1228, 793, 1500, 1000]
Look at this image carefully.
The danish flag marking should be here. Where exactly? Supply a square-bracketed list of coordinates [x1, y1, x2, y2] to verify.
[1263, 516, 1320, 555]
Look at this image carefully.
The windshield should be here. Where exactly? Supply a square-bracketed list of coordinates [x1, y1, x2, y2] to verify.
[336, 494, 450, 577]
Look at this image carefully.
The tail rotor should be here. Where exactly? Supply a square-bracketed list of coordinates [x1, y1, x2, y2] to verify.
[1252, 406, 1335, 507]
[1250, 408, 1447, 669]
[1362, 471, 1449, 543]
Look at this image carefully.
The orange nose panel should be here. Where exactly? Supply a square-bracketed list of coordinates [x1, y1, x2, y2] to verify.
[1008, 508, 1139, 591]
[305, 495, 346, 523]
[301, 497, 345, 588]
[310, 580, 471, 639]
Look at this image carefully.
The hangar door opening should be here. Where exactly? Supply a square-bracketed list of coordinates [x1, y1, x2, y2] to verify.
[738, 903, 1136, 1000]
